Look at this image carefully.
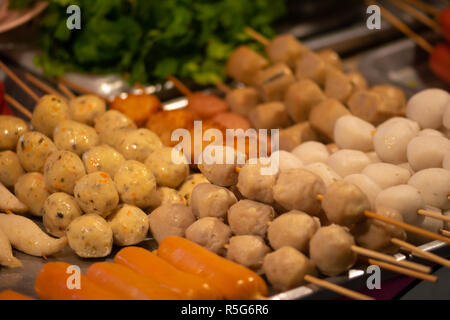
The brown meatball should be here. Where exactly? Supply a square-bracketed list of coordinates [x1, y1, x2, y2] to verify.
[295, 51, 331, 86]
[268, 211, 320, 253]
[308, 98, 350, 141]
[190, 183, 237, 219]
[273, 168, 325, 215]
[227, 200, 275, 237]
[148, 204, 195, 243]
[309, 225, 357, 276]
[185, 217, 232, 255]
[263, 246, 317, 292]
[236, 161, 278, 204]
[226, 46, 268, 85]
[248, 102, 292, 130]
[324, 69, 356, 103]
[198, 146, 239, 187]
[225, 87, 260, 117]
[284, 80, 326, 123]
[322, 181, 370, 226]
[255, 63, 296, 102]
[266, 34, 309, 68]
[318, 49, 342, 70]
[278, 122, 319, 151]
[226, 235, 271, 271]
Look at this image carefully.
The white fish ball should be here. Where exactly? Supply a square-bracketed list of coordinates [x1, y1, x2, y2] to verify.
[362, 163, 411, 189]
[407, 136, 450, 171]
[334, 115, 375, 152]
[406, 88, 450, 129]
[327, 150, 371, 178]
[291, 141, 329, 165]
[408, 168, 450, 209]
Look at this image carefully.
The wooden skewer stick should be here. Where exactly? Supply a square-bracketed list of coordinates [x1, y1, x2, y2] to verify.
[368, 258, 438, 282]
[4, 94, 32, 119]
[215, 81, 232, 94]
[58, 77, 109, 101]
[0, 61, 40, 102]
[417, 209, 450, 223]
[166, 75, 192, 97]
[351, 245, 431, 274]
[440, 229, 450, 237]
[366, 0, 433, 53]
[391, 238, 450, 268]
[387, 0, 442, 34]
[24, 73, 62, 97]
[244, 27, 270, 46]
[365, 210, 450, 245]
[57, 82, 76, 100]
[303, 275, 374, 300]
[402, 0, 442, 17]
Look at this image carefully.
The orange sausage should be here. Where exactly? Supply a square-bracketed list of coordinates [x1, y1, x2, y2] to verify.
[188, 92, 229, 119]
[157, 236, 268, 300]
[35, 262, 121, 300]
[114, 246, 223, 300]
[86, 262, 182, 300]
[0, 290, 34, 300]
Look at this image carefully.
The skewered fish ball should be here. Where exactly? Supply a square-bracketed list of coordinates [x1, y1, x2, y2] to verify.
[198, 146, 241, 187]
[227, 200, 275, 237]
[366, 151, 381, 164]
[322, 181, 370, 226]
[327, 149, 371, 178]
[67, 214, 113, 258]
[375, 184, 426, 225]
[144, 147, 189, 188]
[373, 117, 420, 164]
[148, 204, 195, 243]
[269, 150, 303, 173]
[309, 98, 350, 141]
[74, 172, 119, 218]
[226, 46, 268, 86]
[107, 204, 149, 246]
[185, 217, 232, 255]
[267, 210, 320, 253]
[69, 94, 106, 125]
[226, 235, 271, 271]
[444, 104, 450, 129]
[418, 128, 445, 137]
[0, 115, 29, 150]
[309, 224, 357, 276]
[43, 192, 82, 238]
[407, 136, 450, 171]
[408, 168, 450, 210]
[284, 79, 326, 123]
[406, 88, 450, 129]
[362, 163, 411, 189]
[190, 183, 237, 220]
[304, 162, 341, 187]
[0, 151, 24, 188]
[43, 150, 86, 195]
[94, 110, 137, 146]
[149, 187, 184, 209]
[263, 246, 316, 291]
[278, 122, 318, 151]
[53, 120, 100, 156]
[115, 128, 163, 162]
[334, 115, 375, 152]
[82, 144, 125, 178]
[248, 102, 291, 130]
[31, 94, 70, 138]
[114, 160, 157, 208]
[291, 141, 330, 165]
[237, 160, 277, 204]
[225, 87, 259, 117]
[14, 172, 50, 217]
[266, 34, 309, 68]
[178, 173, 210, 205]
[273, 168, 325, 215]
[16, 131, 57, 173]
[255, 63, 296, 102]
[352, 206, 406, 253]
[343, 174, 381, 210]
[443, 149, 450, 170]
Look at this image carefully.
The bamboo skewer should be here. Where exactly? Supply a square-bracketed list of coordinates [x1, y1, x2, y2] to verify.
[417, 209, 450, 223]
[351, 245, 431, 273]
[166, 75, 193, 97]
[57, 77, 110, 102]
[215, 81, 232, 94]
[244, 27, 270, 46]
[367, 258, 438, 282]
[440, 229, 450, 237]
[391, 238, 450, 268]
[0, 61, 40, 102]
[366, 0, 433, 53]
[57, 82, 76, 100]
[365, 210, 450, 245]
[303, 275, 374, 300]
[4, 94, 32, 119]
[402, 0, 442, 17]
[24, 73, 62, 97]
[387, 0, 442, 34]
